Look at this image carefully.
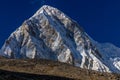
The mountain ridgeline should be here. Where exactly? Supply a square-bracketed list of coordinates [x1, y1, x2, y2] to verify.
[0, 5, 120, 73]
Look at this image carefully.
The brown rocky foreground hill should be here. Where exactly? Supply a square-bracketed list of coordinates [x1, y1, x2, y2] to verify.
[0, 57, 119, 80]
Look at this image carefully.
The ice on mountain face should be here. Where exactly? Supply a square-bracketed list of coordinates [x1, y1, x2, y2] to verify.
[93, 42, 120, 73]
[0, 5, 120, 73]
[113, 58, 120, 70]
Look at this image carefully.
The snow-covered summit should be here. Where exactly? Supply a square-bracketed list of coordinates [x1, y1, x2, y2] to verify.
[32, 5, 68, 18]
[0, 5, 120, 73]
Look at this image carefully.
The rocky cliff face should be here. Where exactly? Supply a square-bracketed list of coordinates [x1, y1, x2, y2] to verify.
[0, 5, 120, 73]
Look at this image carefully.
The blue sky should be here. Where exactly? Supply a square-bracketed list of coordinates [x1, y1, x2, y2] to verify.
[0, 0, 120, 47]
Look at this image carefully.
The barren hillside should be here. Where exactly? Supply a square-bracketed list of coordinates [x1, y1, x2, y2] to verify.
[0, 58, 119, 80]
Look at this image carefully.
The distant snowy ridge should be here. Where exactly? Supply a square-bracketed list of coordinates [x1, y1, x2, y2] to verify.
[0, 5, 120, 73]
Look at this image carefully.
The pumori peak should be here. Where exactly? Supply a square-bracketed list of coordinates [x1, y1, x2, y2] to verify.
[0, 5, 120, 73]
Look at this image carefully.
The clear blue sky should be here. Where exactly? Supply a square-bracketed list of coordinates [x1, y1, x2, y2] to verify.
[0, 0, 120, 47]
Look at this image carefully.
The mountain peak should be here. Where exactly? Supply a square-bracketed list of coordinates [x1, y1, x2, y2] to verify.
[40, 5, 55, 10]
[30, 5, 71, 23]
[1, 5, 120, 73]
[31, 5, 58, 17]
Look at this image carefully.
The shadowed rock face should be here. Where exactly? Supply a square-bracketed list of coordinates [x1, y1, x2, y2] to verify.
[0, 5, 120, 73]
[0, 70, 73, 80]
[0, 71, 68, 80]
